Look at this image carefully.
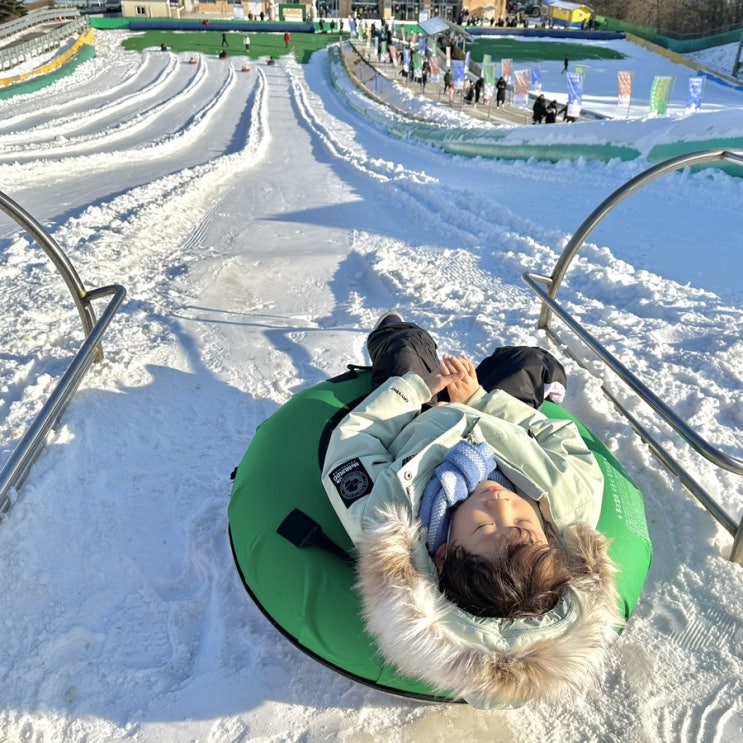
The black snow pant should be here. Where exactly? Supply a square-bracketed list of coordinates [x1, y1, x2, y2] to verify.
[366, 321, 566, 409]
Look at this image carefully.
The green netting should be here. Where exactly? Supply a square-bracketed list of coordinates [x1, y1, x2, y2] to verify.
[90, 17, 131, 30]
[648, 138, 743, 171]
[596, 15, 743, 53]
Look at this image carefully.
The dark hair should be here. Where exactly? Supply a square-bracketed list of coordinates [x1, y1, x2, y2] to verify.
[438, 528, 572, 618]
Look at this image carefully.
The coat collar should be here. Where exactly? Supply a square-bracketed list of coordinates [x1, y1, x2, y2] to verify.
[356, 502, 622, 708]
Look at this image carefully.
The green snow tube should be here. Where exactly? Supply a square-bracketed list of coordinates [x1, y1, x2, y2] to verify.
[228, 366, 652, 702]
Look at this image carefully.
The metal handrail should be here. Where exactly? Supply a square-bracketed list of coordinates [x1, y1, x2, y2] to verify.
[0, 191, 126, 517]
[0, 191, 101, 358]
[0, 8, 82, 41]
[0, 10, 89, 74]
[522, 148, 743, 564]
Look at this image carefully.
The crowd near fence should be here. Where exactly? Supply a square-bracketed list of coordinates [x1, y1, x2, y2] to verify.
[346, 38, 524, 123]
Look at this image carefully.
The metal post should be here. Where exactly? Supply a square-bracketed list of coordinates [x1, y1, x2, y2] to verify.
[732, 29, 743, 78]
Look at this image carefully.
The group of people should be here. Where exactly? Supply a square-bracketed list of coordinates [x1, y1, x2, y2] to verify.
[463, 76, 485, 105]
[354, 25, 578, 124]
[441, 72, 505, 107]
[532, 93, 566, 124]
[368, 19, 394, 51]
[316, 18, 342, 32]
[458, 11, 530, 28]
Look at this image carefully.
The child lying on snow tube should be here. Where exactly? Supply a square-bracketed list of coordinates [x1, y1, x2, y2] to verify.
[321, 312, 621, 709]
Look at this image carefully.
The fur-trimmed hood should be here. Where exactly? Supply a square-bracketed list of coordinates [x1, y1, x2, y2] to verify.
[355, 503, 622, 709]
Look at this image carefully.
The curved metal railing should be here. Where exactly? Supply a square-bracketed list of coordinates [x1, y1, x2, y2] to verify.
[0, 190, 126, 517]
[522, 148, 743, 564]
[0, 8, 83, 42]
[0, 10, 89, 73]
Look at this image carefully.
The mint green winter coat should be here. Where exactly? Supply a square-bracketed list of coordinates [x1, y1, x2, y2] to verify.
[322, 371, 604, 543]
[321, 372, 621, 709]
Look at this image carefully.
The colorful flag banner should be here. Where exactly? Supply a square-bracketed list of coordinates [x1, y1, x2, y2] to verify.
[379, 40, 387, 60]
[413, 51, 422, 79]
[402, 47, 410, 73]
[686, 75, 704, 112]
[650, 75, 673, 114]
[464, 51, 471, 73]
[566, 71, 583, 118]
[483, 61, 496, 102]
[483, 61, 496, 85]
[429, 55, 440, 83]
[418, 37, 426, 54]
[501, 58, 512, 82]
[530, 64, 542, 92]
[617, 71, 632, 107]
[513, 69, 529, 108]
[452, 60, 466, 90]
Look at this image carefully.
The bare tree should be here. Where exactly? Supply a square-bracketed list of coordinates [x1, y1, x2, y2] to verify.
[596, 0, 743, 35]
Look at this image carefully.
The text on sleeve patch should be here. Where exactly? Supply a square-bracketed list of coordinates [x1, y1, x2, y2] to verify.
[328, 458, 373, 507]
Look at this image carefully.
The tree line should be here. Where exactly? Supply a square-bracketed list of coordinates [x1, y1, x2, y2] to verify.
[592, 0, 743, 37]
[0, 0, 28, 24]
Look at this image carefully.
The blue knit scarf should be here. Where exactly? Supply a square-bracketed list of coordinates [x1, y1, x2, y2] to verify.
[419, 440, 513, 556]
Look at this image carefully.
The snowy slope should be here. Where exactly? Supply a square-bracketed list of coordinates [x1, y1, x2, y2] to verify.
[0, 30, 741, 743]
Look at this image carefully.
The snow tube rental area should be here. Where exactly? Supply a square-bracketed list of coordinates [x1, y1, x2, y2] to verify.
[227, 367, 653, 702]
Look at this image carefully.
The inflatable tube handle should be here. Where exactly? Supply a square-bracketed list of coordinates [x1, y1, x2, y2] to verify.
[278, 509, 354, 565]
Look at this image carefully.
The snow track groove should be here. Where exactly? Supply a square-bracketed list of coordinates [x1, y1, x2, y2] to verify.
[0, 51, 182, 144]
[0, 54, 236, 159]
[0, 50, 260, 207]
[0, 38, 147, 126]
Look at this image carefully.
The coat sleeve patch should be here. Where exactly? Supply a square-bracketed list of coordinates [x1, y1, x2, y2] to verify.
[328, 458, 373, 507]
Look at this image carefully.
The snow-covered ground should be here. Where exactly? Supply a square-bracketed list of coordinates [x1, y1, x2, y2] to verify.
[0, 30, 741, 742]
[686, 40, 741, 78]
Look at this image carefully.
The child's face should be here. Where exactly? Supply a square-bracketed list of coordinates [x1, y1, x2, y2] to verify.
[445, 481, 548, 561]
